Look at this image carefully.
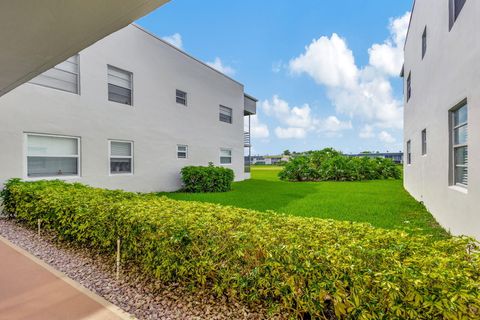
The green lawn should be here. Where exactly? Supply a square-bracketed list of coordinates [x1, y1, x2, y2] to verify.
[160, 166, 448, 240]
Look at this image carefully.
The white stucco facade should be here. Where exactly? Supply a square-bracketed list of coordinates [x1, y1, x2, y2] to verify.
[403, 0, 480, 238]
[0, 24, 255, 192]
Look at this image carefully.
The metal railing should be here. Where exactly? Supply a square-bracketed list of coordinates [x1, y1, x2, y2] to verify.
[244, 131, 251, 147]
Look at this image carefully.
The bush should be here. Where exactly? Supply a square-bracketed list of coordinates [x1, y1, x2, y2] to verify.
[2, 179, 480, 319]
[279, 148, 401, 182]
[180, 163, 234, 193]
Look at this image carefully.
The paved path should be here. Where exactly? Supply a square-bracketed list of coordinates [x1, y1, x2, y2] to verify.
[0, 236, 130, 320]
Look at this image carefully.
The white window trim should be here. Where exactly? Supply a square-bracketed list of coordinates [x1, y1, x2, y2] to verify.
[220, 148, 232, 166]
[177, 144, 188, 159]
[108, 140, 134, 176]
[451, 103, 468, 188]
[24, 133, 81, 181]
[107, 65, 134, 106]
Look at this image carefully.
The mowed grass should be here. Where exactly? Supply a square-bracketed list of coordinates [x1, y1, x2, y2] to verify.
[160, 166, 448, 240]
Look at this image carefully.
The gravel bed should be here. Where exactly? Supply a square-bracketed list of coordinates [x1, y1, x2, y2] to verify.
[0, 218, 282, 320]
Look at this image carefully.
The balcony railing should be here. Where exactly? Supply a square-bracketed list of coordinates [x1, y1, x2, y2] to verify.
[244, 131, 251, 147]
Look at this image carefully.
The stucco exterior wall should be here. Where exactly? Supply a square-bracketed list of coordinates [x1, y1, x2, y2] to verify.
[403, 0, 480, 238]
[0, 25, 248, 192]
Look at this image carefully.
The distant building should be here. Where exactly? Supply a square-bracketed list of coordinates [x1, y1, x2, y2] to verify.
[348, 152, 403, 164]
[249, 155, 290, 165]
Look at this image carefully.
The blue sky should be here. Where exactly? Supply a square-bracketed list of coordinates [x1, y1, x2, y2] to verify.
[137, 0, 413, 155]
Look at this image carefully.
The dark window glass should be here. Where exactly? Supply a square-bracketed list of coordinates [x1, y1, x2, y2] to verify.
[406, 72, 412, 101]
[108, 84, 132, 105]
[110, 158, 132, 174]
[422, 27, 427, 59]
[176, 90, 187, 105]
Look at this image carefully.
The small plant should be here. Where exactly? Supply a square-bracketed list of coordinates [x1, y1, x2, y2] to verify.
[279, 148, 401, 182]
[181, 163, 234, 192]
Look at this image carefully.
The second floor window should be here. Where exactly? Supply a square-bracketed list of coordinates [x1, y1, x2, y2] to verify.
[422, 27, 427, 59]
[29, 55, 80, 94]
[176, 90, 187, 106]
[219, 105, 232, 124]
[450, 0, 467, 29]
[108, 65, 133, 105]
[406, 72, 412, 101]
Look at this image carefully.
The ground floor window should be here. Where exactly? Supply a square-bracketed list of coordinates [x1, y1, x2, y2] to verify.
[451, 102, 468, 187]
[220, 148, 232, 164]
[26, 134, 80, 178]
[109, 140, 133, 174]
[406, 140, 411, 164]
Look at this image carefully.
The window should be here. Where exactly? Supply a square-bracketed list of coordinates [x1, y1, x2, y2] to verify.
[176, 90, 187, 106]
[406, 72, 412, 101]
[177, 145, 188, 159]
[407, 140, 412, 165]
[422, 27, 427, 59]
[451, 102, 468, 187]
[29, 55, 79, 94]
[421, 129, 427, 155]
[108, 65, 132, 105]
[449, 0, 467, 29]
[109, 141, 133, 174]
[220, 148, 232, 164]
[219, 105, 233, 124]
[26, 134, 80, 178]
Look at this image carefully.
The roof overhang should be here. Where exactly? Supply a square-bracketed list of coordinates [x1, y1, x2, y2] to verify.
[244, 93, 257, 116]
[0, 0, 170, 97]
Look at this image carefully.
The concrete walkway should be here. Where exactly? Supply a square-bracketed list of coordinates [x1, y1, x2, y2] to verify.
[0, 236, 130, 320]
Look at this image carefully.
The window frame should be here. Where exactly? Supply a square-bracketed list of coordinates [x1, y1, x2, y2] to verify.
[450, 101, 468, 188]
[107, 65, 133, 106]
[219, 105, 233, 124]
[29, 54, 80, 94]
[176, 89, 187, 106]
[421, 129, 427, 156]
[177, 144, 188, 159]
[422, 26, 427, 59]
[24, 133, 81, 180]
[406, 140, 412, 165]
[220, 148, 232, 165]
[108, 140, 134, 176]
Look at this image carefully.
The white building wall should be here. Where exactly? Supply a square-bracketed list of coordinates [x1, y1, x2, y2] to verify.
[403, 0, 480, 238]
[0, 24, 249, 192]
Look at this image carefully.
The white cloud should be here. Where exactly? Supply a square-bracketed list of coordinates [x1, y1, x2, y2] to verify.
[245, 114, 270, 139]
[161, 33, 183, 49]
[206, 57, 236, 76]
[288, 12, 410, 130]
[368, 12, 411, 76]
[289, 33, 358, 89]
[262, 95, 351, 139]
[378, 130, 396, 143]
[275, 127, 306, 139]
[359, 125, 375, 139]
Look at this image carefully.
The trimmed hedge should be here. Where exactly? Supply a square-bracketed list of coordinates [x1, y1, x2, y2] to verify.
[181, 164, 234, 192]
[2, 179, 480, 319]
[279, 148, 401, 182]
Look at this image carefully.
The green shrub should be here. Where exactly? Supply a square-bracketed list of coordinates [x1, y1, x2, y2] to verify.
[180, 163, 234, 193]
[2, 179, 480, 319]
[279, 148, 401, 182]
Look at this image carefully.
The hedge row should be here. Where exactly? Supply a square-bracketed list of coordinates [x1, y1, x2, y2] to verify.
[2, 179, 480, 319]
[279, 148, 401, 182]
[181, 164, 234, 192]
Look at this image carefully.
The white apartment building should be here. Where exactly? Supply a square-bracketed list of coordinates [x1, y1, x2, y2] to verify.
[0, 24, 256, 192]
[403, 0, 479, 238]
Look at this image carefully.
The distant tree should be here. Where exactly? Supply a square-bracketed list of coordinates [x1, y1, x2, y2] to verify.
[283, 149, 291, 156]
